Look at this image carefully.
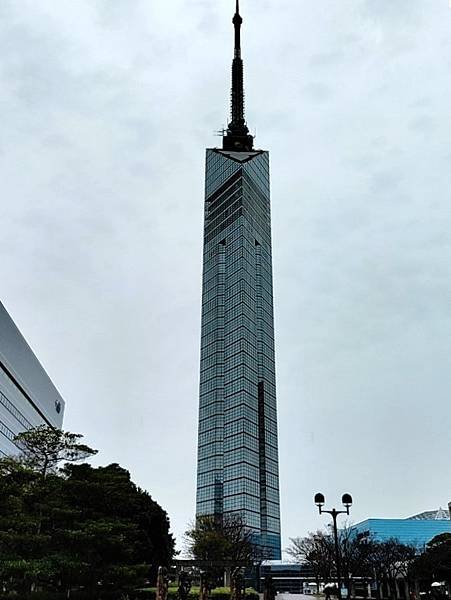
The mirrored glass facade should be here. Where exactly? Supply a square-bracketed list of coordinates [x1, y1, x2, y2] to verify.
[352, 519, 451, 549]
[196, 148, 281, 559]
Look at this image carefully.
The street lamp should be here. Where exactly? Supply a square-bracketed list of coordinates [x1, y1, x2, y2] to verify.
[314, 493, 353, 600]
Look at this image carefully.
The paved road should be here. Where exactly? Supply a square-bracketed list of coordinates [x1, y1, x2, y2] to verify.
[277, 594, 318, 600]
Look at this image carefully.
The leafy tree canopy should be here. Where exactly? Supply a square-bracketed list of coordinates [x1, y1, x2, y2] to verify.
[0, 426, 175, 598]
[15, 424, 98, 477]
[411, 533, 451, 584]
[186, 514, 260, 566]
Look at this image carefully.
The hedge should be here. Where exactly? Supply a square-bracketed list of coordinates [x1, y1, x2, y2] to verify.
[134, 587, 259, 600]
[0, 587, 259, 600]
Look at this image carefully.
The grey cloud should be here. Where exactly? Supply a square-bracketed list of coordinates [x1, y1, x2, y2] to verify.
[309, 51, 345, 68]
[303, 81, 334, 102]
[408, 115, 437, 133]
[369, 169, 403, 192]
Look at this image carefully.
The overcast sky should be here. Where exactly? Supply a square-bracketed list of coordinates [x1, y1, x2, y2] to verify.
[1, 0, 451, 554]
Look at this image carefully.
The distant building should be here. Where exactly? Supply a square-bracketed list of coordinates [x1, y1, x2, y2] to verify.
[259, 562, 311, 594]
[352, 508, 451, 549]
[0, 301, 65, 456]
[407, 507, 450, 521]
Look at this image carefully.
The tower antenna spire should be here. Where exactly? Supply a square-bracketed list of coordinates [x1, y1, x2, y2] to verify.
[223, 0, 254, 151]
[234, 0, 241, 58]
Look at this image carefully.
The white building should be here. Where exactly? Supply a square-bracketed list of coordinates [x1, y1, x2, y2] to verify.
[0, 301, 65, 456]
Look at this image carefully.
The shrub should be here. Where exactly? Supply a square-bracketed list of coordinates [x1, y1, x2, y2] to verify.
[0, 594, 64, 600]
[210, 588, 259, 600]
[0, 585, 260, 600]
[131, 586, 259, 600]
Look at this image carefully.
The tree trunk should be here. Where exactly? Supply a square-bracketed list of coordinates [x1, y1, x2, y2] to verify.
[373, 572, 380, 600]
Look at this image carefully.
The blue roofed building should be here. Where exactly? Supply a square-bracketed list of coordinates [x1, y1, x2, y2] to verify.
[352, 508, 451, 550]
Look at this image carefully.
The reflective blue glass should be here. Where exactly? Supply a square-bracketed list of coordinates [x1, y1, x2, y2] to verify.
[196, 149, 281, 560]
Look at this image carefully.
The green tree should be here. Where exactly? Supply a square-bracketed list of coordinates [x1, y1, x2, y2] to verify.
[186, 514, 259, 565]
[15, 424, 98, 478]
[185, 514, 259, 588]
[0, 427, 175, 598]
[410, 533, 451, 593]
[58, 462, 174, 592]
[0, 454, 65, 595]
[0, 426, 97, 595]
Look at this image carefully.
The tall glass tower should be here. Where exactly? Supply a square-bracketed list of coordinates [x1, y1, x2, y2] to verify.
[196, 1, 281, 559]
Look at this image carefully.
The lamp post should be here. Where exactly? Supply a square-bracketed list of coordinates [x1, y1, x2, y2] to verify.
[314, 492, 353, 600]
